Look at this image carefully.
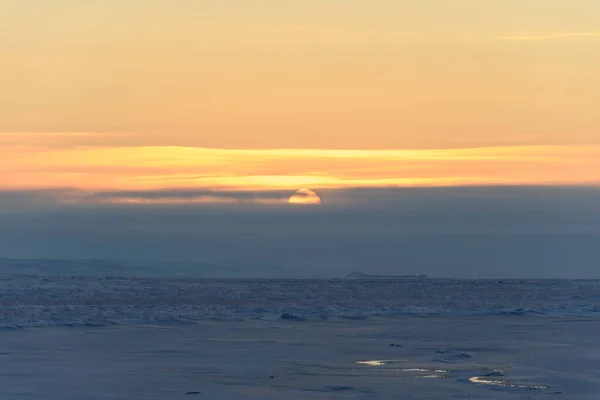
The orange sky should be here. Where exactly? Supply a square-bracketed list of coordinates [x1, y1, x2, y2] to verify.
[1, 1, 599, 198]
[2, 133, 599, 195]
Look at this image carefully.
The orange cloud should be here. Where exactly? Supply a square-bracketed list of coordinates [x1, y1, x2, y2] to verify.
[1, 136, 599, 200]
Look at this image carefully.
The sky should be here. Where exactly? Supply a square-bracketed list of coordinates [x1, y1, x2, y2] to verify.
[1, 1, 599, 276]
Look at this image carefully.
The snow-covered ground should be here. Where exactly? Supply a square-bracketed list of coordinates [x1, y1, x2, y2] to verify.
[2, 316, 600, 399]
[2, 276, 600, 328]
[2, 276, 600, 398]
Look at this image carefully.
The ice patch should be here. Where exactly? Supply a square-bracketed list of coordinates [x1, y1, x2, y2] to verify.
[356, 359, 405, 366]
[401, 368, 449, 373]
[468, 376, 547, 390]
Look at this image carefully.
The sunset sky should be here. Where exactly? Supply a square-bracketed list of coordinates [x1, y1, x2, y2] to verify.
[2, 0, 599, 201]
[1, 1, 600, 276]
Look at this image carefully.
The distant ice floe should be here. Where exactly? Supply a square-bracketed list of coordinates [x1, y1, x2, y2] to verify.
[401, 368, 449, 373]
[403, 368, 450, 379]
[468, 375, 547, 390]
[356, 361, 451, 380]
[356, 359, 405, 366]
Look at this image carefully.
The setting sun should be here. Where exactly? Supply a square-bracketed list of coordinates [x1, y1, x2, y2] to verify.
[288, 189, 322, 205]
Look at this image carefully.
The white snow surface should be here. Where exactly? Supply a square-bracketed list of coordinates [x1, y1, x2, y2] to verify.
[2, 276, 600, 398]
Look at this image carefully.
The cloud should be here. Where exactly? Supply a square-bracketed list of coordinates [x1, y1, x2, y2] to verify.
[0, 188, 298, 207]
[3, 185, 600, 210]
[497, 31, 600, 41]
[2, 142, 599, 192]
[1, 186, 600, 278]
[85, 188, 294, 204]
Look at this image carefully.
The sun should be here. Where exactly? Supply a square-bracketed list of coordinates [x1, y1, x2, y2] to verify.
[288, 188, 322, 205]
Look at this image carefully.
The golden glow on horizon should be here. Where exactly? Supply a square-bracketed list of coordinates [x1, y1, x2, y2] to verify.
[0, 138, 599, 200]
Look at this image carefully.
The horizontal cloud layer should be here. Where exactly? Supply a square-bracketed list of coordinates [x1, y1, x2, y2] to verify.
[1, 186, 600, 278]
[1, 134, 599, 198]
